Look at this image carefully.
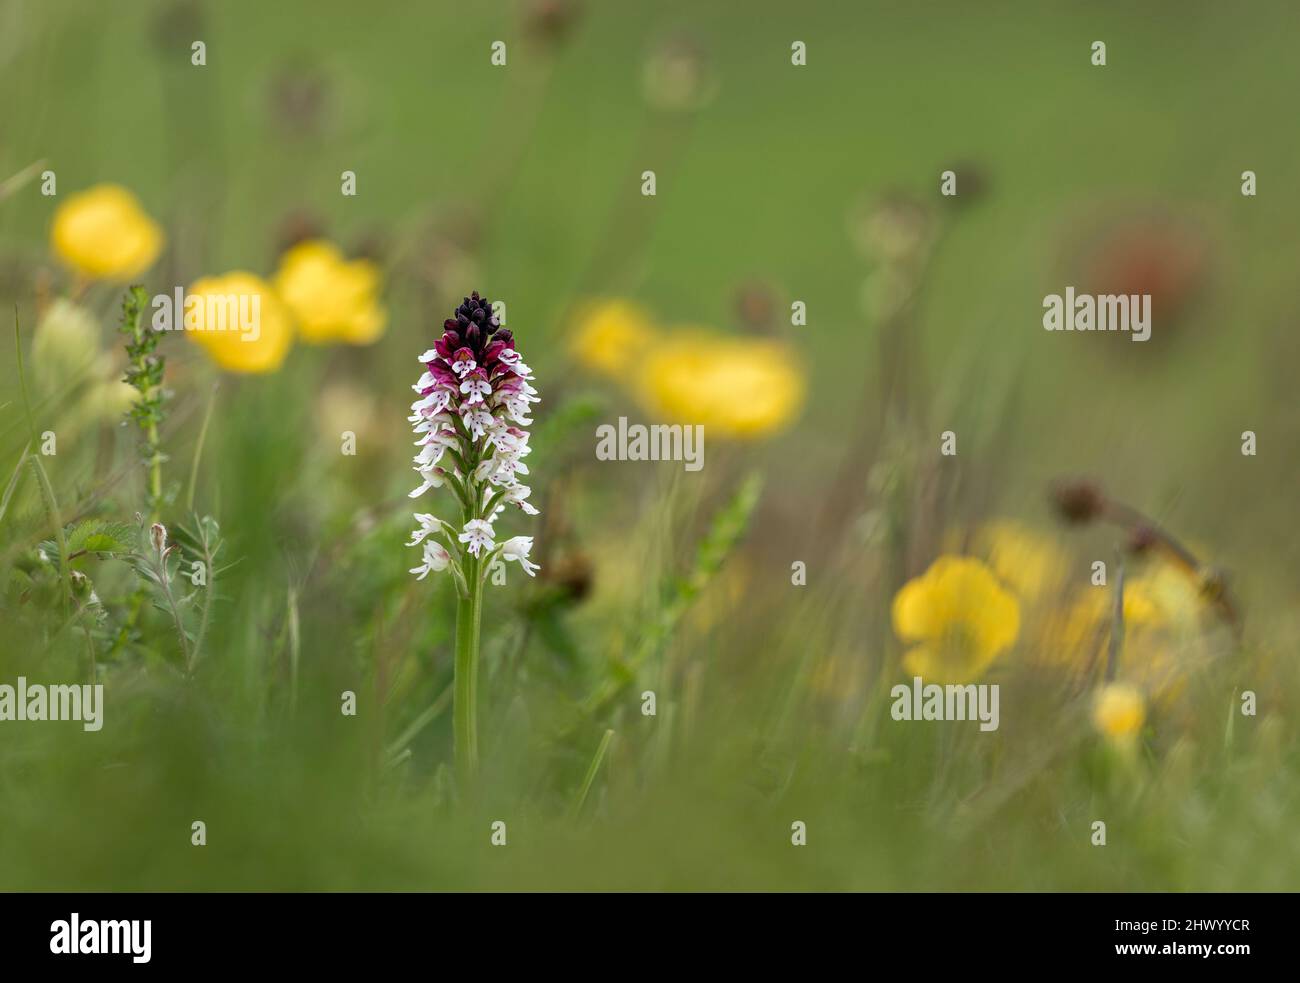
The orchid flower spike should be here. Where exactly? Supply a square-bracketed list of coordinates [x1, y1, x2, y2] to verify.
[406, 292, 540, 586]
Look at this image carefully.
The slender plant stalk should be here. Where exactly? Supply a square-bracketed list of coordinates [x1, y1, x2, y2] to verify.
[0, 159, 46, 201]
[1105, 551, 1125, 682]
[0, 440, 30, 528]
[14, 306, 36, 441]
[286, 585, 300, 710]
[185, 383, 219, 514]
[454, 554, 483, 781]
[15, 308, 72, 611]
[120, 287, 165, 521]
[113, 287, 168, 653]
[384, 682, 453, 763]
[155, 549, 193, 671]
[29, 456, 73, 612]
[186, 516, 221, 670]
[570, 729, 615, 820]
[82, 624, 97, 683]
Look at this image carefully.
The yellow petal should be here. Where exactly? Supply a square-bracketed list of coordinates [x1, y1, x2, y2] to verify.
[634, 330, 805, 439]
[273, 239, 387, 345]
[892, 555, 1020, 679]
[1092, 683, 1146, 739]
[51, 184, 163, 281]
[892, 569, 943, 642]
[570, 300, 658, 376]
[185, 272, 294, 374]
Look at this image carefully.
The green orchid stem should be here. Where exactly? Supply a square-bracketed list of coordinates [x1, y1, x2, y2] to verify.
[453, 555, 484, 784]
[146, 419, 163, 520]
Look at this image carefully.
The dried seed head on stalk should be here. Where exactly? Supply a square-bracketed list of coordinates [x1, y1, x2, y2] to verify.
[1050, 477, 1107, 525]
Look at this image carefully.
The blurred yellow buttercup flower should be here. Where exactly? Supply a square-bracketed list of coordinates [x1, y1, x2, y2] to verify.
[570, 299, 657, 376]
[1134, 563, 1204, 628]
[892, 556, 1020, 683]
[1092, 682, 1145, 742]
[186, 272, 293, 374]
[635, 330, 805, 439]
[272, 239, 387, 345]
[50, 184, 163, 281]
[974, 520, 1067, 603]
[1056, 578, 1163, 655]
[1042, 563, 1204, 698]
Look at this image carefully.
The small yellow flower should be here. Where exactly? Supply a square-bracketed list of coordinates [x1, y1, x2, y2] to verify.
[50, 184, 163, 281]
[1053, 578, 1163, 655]
[272, 239, 387, 345]
[1134, 564, 1204, 628]
[892, 556, 1020, 683]
[973, 520, 1067, 603]
[1092, 682, 1146, 741]
[186, 272, 293, 374]
[570, 299, 657, 376]
[635, 330, 805, 439]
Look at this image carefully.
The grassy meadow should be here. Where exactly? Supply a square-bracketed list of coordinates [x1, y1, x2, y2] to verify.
[1, 0, 1298, 891]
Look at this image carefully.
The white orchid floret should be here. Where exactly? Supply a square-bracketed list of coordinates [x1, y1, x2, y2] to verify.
[487, 425, 530, 456]
[413, 442, 445, 467]
[461, 406, 495, 441]
[458, 518, 496, 557]
[490, 454, 529, 484]
[498, 536, 539, 577]
[500, 390, 538, 425]
[408, 465, 449, 498]
[497, 348, 532, 377]
[476, 453, 522, 488]
[460, 371, 493, 406]
[500, 484, 539, 515]
[415, 425, 457, 449]
[406, 513, 450, 547]
[450, 348, 477, 377]
[409, 541, 451, 580]
[412, 389, 453, 416]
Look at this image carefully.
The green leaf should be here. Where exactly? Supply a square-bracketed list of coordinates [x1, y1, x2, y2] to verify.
[0, 441, 30, 530]
[65, 519, 137, 557]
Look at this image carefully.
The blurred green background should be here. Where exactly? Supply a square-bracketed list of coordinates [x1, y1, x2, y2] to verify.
[0, 0, 1297, 890]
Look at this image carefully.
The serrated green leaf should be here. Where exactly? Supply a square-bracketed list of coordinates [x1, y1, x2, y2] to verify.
[64, 519, 137, 556]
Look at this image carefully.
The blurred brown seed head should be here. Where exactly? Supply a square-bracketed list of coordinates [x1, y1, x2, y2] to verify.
[545, 551, 593, 603]
[1126, 524, 1159, 555]
[1050, 478, 1107, 525]
[268, 63, 330, 139]
[275, 210, 325, 256]
[940, 161, 991, 208]
[524, 0, 583, 44]
[1078, 213, 1209, 338]
[151, 0, 203, 55]
[734, 280, 779, 334]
